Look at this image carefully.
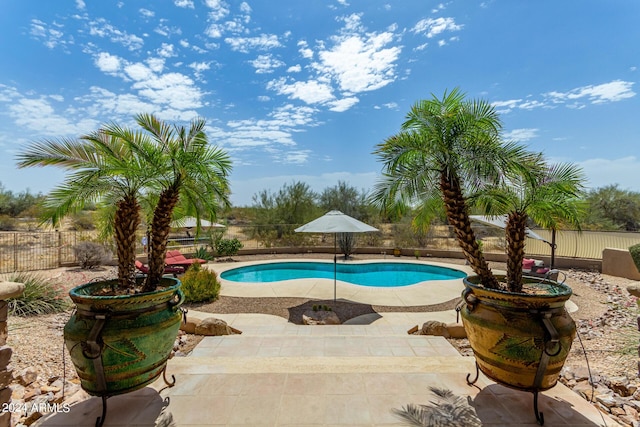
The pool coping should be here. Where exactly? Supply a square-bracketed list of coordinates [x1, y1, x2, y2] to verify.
[205, 258, 477, 306]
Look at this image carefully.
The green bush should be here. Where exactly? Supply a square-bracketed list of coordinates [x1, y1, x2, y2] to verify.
[629, 243, 640, 272]
[4, 272, 71, 316]
[214, 238, 243, 257]
[180, 264, 221, 303]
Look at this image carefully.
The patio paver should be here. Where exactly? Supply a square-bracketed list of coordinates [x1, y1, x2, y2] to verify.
[35, 312, 615, 426]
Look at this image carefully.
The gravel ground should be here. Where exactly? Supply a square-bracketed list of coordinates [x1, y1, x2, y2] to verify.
[5, 255, 639, 398]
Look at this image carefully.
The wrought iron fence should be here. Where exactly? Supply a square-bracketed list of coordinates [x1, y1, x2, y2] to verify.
[1, 225, 639, 274]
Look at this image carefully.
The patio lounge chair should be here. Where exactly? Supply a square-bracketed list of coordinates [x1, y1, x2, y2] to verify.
[164, 249, 207, 268]
[522, 258, 558, 280]
[135, 260, 185, 277]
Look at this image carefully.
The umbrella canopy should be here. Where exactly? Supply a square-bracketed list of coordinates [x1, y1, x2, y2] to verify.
[295, 210, 378, 301]
[295, 210, 378, 234]
[170, 216, 226, 229]
[469, 215, 547, 243]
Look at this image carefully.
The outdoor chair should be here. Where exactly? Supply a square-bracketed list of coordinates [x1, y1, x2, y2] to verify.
[164, 249, 207, 268]
[522, 258, 558, 280]
[135, 259, 184, 277]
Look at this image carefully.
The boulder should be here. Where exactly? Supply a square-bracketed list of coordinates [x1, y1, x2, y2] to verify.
[627, 283, 640, 298]
[194, 318, 240, 336]
[302, 310, 340, 325]
[420, 321, 450, 338]
[446, 323, 466, 338]
[180, 318, 202, 334]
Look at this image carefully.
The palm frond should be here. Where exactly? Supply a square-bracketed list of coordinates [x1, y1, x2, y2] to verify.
[392, 387, 482, 427]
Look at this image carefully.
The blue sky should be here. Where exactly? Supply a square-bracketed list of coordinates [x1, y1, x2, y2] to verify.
[1, 1, 638, 207]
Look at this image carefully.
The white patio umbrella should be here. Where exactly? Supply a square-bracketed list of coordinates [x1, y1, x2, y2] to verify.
[470, 215, 557, 266]
[295, 210, 378, 301]
[170, 216, 226, 229]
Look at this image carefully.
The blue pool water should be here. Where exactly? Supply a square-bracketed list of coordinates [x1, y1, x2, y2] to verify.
[220, 261, 466, 288]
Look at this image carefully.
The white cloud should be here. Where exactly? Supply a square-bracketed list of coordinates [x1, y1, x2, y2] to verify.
[239, 2, 252, 13]
[94, 52, 122, 74]
[249, 54, 285, 74]
[154, 20, 182, 37]
[146, 57, 165, 73]
[545, 80, 635, 105]
[495, 80, 636, 114]
[315, 23, 401, 93]
[124, 62, 154, 81]
[206, 0, 230, 21]
[174, 0, 194, 8]
[225, 34, 282, 53]
[266, 14, 401, 113]
[157, 43, 176, 57]
[30, 19, 69, 50]
[287, 64, 302, 73]
[76, 0, 86, 10]
[328, 97, 359, 112]
[213, 104, 318, 151]
[257, 95, 270, 102]
[267, 78, 335, 104]
[6, 96, 98, 136]
[189, 61, 211, 73]
[88, 18, 144, 51]
[132, 73, 204, 110]
[412, 17, 462, 38]
[503, 128, 538, 142]
[298, 40, 314, 58]
[139, 8, 155, 18]
[275, 150, 311, 164]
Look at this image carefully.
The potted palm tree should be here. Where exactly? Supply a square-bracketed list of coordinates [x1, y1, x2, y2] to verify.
[16, 114, 231, 425]
[373, 88, 585, 424]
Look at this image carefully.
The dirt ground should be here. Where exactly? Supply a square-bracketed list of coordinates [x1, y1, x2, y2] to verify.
[5, 254, 639, 391]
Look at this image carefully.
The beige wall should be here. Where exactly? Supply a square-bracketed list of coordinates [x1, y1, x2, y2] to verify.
[602, 248, 640, 280]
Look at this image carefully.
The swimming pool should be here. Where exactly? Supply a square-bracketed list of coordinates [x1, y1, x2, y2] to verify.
[220, 261, 466, 288]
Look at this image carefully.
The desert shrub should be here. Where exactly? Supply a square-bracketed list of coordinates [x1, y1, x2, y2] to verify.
[0, 215, 17, 231]
[73, 241, 112, 269]
[71, 212, 96, 230]
[214, 238, 243, 257]
[4, 272, 70, 316]
[194, 246, 214, 261]
[180, 264, 221, 303]
[629, 243, 640, 272]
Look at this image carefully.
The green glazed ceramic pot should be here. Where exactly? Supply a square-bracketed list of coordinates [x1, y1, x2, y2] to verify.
[64, 277, 184, 396]
[460, 275, 575, 391]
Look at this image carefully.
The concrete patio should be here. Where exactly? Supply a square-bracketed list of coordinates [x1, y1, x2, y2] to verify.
[36, 310, 614, 426]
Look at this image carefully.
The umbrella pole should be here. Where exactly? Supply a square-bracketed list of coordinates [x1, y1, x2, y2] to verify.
[333, 234, 337, 302]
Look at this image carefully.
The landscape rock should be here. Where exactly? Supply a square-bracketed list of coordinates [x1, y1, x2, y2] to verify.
[180, 318, 202, 334]
[194, 317, 239, 336]
[445, 323, 466, 338]
[16, 367, 37, 386]
[627, 283, 640, 298]
[302, 310, 340, 325]
[420, 321, 450, 338]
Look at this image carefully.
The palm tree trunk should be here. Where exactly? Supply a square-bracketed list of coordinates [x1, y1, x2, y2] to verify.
[143, 188, 180, 292]
[114, 196, 140, 289]
[505, 212, 528, 293]
[440, 174, 499, 289]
